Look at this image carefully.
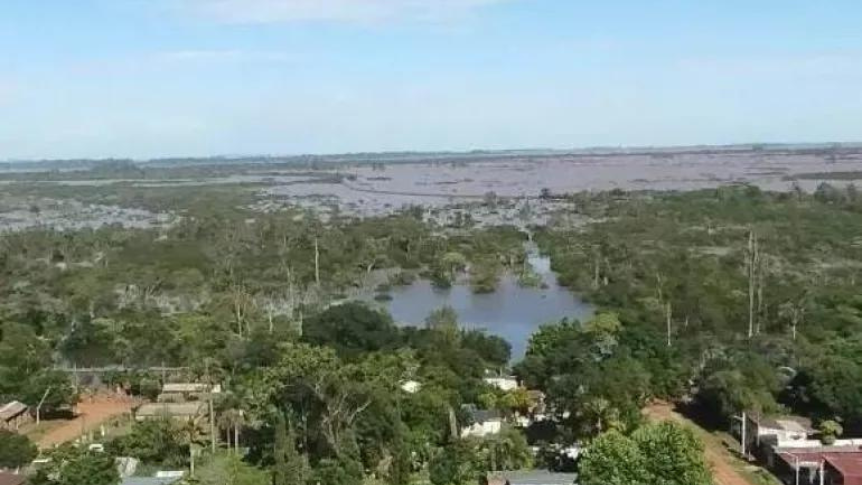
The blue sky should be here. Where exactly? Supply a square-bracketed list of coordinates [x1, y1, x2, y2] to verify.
[2, 0, 862, 159]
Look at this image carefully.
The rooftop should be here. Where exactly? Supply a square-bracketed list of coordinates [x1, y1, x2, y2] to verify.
[121, 477, 182, 485]
[0, 401, 28, 421]
[827, 454, 862, 479]
[777, 449, 862, 479]
[161, 383, 211, 393]
[751, 414, 814, 434]
[486, 470, 577, 485]
[462, 405, 501, 423]
[136, 402, 205, 417]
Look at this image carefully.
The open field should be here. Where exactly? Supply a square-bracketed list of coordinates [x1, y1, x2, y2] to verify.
[31, 395, 137, 449]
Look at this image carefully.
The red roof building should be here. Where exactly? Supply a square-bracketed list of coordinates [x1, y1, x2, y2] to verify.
[776, 449, 862, 485]
[824, 453, 862, 485]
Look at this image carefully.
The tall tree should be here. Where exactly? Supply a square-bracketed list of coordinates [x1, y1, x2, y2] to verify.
[273, 413, 309, 485]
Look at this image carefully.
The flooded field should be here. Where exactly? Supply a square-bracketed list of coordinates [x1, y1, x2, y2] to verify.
[3, 147, 862, 230]
[259, 149, 862, 219]
[337, 150, 862, 196]
[31, 174, 321, 188]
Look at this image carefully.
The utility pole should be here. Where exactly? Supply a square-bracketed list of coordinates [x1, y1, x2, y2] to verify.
[748, 230, 756, 339]
[209, 396, 216, 453]
[666, 301, 672, 347]
[593, 247, 600, 289]
[314, 237, 321, 287]
[36, 387, 52, 425]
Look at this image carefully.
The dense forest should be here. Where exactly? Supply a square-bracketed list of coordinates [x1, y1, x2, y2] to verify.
[3, 181, 862, 484]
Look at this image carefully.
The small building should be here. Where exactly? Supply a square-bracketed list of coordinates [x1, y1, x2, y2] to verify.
[484, 376, 519, 392]
[743, 414, 814, 455]
[135, 402, 206, 421]
[485, 470, 577, 485]
[157, 383, 220, 403]
[0, 402, 30, 431]
[121, 477, 182, 485]
[461, 407, 503, 438]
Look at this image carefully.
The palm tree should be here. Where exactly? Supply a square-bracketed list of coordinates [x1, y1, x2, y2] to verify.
[581, 397, 622, 436]
[217, 408, 246, 454]
[180, 416, 207, 477]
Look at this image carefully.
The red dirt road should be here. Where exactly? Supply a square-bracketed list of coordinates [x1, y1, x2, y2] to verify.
[645, 402, 753, 485]
[37, 395, 136, 449]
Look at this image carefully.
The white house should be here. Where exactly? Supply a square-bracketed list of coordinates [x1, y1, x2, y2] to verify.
[461, 408, 503, 438]
[743, 414, 815, 452]
[483, 376, 519, 392]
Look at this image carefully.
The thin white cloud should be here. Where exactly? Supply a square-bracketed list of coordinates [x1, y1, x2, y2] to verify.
[178, 0, 511, 25]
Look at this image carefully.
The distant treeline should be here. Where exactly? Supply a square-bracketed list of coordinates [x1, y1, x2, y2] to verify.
[5, 141, 862, 174]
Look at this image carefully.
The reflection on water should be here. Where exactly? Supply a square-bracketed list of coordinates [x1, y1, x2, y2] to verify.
[363, 245, 593, 360]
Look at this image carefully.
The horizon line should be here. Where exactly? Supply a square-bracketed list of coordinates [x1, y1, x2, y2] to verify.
[3, 140, 862, 164]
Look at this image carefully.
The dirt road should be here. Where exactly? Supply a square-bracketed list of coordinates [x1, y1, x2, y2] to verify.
[645, 402, 753, 485]
[36, 395, 136, 449]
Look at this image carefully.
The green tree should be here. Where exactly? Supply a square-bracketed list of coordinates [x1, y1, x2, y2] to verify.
[0, 430, 37, 469]
[310, 457, 364, 485]
[460, 331, 511, 367]
[578, 422, 710, 485]
[578, 431, 645, 485]
[107, 418, 186, 466]
[440, 252, 468, 276]
[425, 306, 459, 333]
[56, 452, 120, 485]
[472, 427, 532, 472]
[388, 424, 413, 485]
[429, 441, 480, 485]
[32, 446, 119, 485]
[273, 413, 309, 485]
[302, 303, 398, 359]
[633, 422, 712, 485]
[22, 370, 79, 414]
[696, 355, 781, 424]
[819, 420, 844, 445]
[195, 453, 269, 485]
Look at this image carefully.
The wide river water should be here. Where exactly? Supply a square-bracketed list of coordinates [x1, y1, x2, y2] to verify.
[362, 244, 594, 360]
